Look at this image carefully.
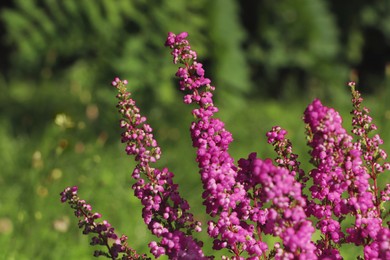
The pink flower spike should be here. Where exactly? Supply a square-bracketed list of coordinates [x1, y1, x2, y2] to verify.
[176, 32, 188, 41]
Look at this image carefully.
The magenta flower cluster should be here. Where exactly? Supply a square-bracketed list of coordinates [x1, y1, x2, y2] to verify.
[61, 32, 390, 259]
[60, 186, 149, 259]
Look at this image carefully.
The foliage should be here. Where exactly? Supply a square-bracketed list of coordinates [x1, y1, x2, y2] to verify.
[3, 0, 390, 103]
[1, 0, 209, 104]
[242, 0, 342, 99]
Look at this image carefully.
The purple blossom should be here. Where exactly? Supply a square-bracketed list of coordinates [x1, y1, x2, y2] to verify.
[266, 126, 307, 183]
[113, 77, 207, 259]
[61, 33, 390, 260]
[60, 186, 149, 259]
[237, 154, 316, 258]
[166, 32, 267, 258]
[303, 90, 390, 258]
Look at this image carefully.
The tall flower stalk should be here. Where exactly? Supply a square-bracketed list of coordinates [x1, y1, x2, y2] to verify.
[112, 77, 206, 259]
[165, 32, 267, 259]
[60, 186, 150, 260]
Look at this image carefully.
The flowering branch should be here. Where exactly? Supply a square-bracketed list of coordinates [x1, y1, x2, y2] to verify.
[165, 32, 265, 258]
[61, 32, 390, 260]
[60, 186, 149, 260]
[111, 77, 206, 259]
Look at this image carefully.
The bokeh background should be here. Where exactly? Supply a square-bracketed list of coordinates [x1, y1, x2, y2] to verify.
[1, 0, 390, 259]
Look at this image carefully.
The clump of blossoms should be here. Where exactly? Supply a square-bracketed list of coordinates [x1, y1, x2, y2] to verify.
[61, 32, 390, 259]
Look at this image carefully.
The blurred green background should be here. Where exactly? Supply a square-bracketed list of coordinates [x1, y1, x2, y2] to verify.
[1, 0, 390, 259]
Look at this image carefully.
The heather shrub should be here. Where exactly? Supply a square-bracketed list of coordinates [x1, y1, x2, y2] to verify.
[61, 32, 390, 259]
